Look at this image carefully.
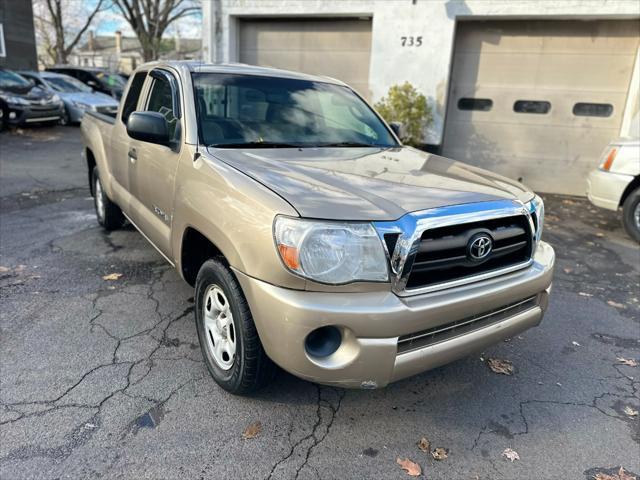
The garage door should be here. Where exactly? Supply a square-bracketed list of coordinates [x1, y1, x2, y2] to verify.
[238, 18, 372, 97]
[442, 20, 640, 195]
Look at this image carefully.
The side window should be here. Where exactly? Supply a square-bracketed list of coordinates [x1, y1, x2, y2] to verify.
[513, 100, 551, 114]
[145, 73, 180, 144]
[573, 103, 613, 118]
[458, 98, 493, 112]
[121, 71, 147, 124]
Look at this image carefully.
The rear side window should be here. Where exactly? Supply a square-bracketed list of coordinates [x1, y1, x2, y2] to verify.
[513, 100, 551, 114]
[121, 72, 147, 124]
[573, 102, 613, 118]
[458, 98, 493, 111]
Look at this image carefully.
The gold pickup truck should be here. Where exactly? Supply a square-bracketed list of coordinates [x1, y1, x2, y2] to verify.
[81, 61, 554, 394]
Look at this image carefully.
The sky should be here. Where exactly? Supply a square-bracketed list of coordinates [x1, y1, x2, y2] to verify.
[93, 1, 203, 39]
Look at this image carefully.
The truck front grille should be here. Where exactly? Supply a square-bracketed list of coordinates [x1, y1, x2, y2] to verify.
[397, 296, 538, 354]
[405, 215, 532, 290]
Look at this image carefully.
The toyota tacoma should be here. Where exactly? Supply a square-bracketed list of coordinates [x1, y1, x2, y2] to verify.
[81, 61, 555, 394]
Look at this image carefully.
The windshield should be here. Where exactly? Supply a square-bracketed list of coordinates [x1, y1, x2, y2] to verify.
[0, 69, 32, 89]
[192, 73, 398, 148]
[45, 75, 92, 93]
[95, 72, 126, 90]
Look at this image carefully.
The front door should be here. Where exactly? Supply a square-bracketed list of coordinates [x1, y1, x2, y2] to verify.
[128, 69, 182, 258]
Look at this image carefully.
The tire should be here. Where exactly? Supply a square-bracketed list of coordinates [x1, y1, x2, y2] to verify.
[59, 108, 70, 126]
[622, 187, 640, 243]
[92, 167, 124, 231]
[195, 258, 277, 394]
[0, 102, 7, 133]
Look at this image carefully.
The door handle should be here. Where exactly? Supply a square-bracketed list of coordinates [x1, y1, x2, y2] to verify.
[128, 147, 137, 163]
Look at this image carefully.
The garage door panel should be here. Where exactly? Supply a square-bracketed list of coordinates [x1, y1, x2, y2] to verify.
[239, 18, 372, 97]
[452, 52, 635, 92]
[443, 20, 639, 195]
[456, 21, 639, 55]
[447, 88, 628, 126]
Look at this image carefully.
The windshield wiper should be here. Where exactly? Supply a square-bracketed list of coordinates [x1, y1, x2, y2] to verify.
[316, 142, 389, 148]
[209, 141, 303, 149]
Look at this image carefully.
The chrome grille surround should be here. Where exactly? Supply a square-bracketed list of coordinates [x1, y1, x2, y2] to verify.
[374, 199, 539, 297]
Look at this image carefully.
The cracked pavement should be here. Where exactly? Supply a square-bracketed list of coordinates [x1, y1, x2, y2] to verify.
[1, 126, 638, 479]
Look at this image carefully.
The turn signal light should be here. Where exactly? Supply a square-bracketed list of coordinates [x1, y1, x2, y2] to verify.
[278, 244, 300, 270]
[601, 148, 617, 171]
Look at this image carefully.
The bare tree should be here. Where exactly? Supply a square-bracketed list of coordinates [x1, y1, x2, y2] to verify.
[113, 0, 200, 62]
[33, 0, 109, 65]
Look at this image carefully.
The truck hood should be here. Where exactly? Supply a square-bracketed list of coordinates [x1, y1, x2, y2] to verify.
[208, 146, 535, 221]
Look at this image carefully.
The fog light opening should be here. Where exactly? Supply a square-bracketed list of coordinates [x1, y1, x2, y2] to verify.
[305, 326, 342, 358]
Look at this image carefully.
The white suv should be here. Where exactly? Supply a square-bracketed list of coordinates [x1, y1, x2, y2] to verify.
[588, 138, 640, 242]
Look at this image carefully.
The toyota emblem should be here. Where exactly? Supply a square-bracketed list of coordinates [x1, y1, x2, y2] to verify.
[467, 233, 493, 262]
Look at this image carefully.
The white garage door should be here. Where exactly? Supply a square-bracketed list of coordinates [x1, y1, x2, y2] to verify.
[442, 20, 640, 195]
[238, 18, 372, 98]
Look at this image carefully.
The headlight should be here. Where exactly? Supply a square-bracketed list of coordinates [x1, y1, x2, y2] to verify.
[51, 94, 61, 103]
[528, 195, 544, 243]
[0, 94, 29, 106]
[72, 101, 92, 110]
[274, 216, 389, 284]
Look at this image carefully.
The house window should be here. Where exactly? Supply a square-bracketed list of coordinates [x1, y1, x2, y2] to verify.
[0, 24, 6, 57]
[514, 100, 551, 114]
[458, 98, 493, 111]
[573, 102, 613, 118]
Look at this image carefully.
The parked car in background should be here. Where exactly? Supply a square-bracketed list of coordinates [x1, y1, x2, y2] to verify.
[46, 66, 126, 100]
[588, 137, 640, 242]
[0, 67, 64, 131]
[19, 71, 119, 125]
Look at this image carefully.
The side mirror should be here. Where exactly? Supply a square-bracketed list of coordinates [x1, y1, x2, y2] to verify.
[127, 111, 170, 146]
[389, 122, 405, 139]
[87, 80, 98, 88]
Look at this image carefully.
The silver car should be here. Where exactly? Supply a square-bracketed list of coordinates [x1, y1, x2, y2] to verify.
[19, 71, 119, 125]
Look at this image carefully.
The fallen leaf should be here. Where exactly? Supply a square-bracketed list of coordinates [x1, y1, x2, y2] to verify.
[563, 267, 573, 274]
[607, 300, 625, 309]
[396, 457, 421, 477]
[417, 437, 430, 453]
[579, 292, 593, 297]
[623, 406, 638, 417]
[431, 447, 448, 460]
[102, 272, 123, 281]
[572, 341, 581, 347]
[617, 357, 638, 367]
[242, 421, 262, 439]
[0, 266, 10, 273]
[594, 467, 637, 480]
[502, 447, 520, 462]
[487, 358, 514, 376]
[618, 467, 638, 480]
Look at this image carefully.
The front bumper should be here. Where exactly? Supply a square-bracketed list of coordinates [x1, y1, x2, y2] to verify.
[587, 168, 633, 211]
[236, 241, 555, 388]
[6, 104, 64, 125]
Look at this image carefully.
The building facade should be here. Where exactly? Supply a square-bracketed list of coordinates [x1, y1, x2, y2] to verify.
[69, 31, 202, 74]
[0, 0, 38, 71]
[202, 0, 640, 195]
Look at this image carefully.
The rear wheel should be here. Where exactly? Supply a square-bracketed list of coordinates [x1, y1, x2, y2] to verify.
[92, 167, 124, 231]
[622, 187, 640, 243]
[195, 258, 277, 394]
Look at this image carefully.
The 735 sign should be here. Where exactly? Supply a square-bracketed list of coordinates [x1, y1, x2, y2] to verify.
[401, 36, 423, 47]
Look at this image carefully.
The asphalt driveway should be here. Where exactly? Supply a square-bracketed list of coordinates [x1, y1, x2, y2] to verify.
[1, 126, 638, 480]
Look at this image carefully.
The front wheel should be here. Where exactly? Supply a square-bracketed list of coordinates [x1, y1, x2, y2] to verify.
[195, 258, 276, 394]
[0, 102, 7, 132]
[622, 187, 640, 243]
[92, 167, 124, 231]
